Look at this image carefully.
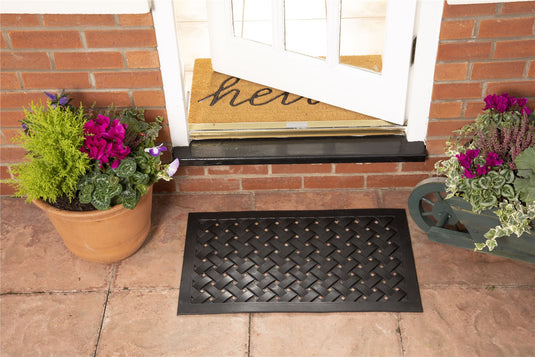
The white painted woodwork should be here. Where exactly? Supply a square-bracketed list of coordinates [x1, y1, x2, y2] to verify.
[207, 0, 416, 126]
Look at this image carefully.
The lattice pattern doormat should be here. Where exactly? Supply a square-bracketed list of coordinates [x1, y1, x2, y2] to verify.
[178, 209, 422, 315]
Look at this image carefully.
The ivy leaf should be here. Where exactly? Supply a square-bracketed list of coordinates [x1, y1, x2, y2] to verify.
[474, 242, 486, 251]
[485, 239, 498, 251]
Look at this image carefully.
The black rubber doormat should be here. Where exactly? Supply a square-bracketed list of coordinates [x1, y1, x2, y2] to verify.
[178, 209, 422, 315]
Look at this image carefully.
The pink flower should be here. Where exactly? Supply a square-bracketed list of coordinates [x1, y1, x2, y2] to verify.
[483, 93, 530, 115]
[81, 115, 130, 168]
[485, 152, 503, 167]
[464, 168, 477, 179]
[476, 164, 489, 176]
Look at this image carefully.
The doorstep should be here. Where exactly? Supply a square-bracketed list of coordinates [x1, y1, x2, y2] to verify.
[173, 136, 426, 166]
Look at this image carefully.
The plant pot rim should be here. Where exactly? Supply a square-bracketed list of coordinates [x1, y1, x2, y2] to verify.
[32, 185, 153, 219]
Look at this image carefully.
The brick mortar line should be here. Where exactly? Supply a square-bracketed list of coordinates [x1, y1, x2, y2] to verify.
[434, 77, 532, 84]
[2, 68, 163, 72]
[0, 89, 166, 93]
[0, 25, 156, 31]
[439, 36, 535, 44]
[179, 172, 419, 178]
[178, 187, 422, 194]
[473, 17, 482, 39]
[1, 29, 12, 47]
[442, 13, 535, 22]
[1, 47, 158, 52]
[436, 57, 535, 64]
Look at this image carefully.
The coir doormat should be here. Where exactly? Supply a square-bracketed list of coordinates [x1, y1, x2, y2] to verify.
[188, 58, 393, 130]
[177, 209, 422, 315]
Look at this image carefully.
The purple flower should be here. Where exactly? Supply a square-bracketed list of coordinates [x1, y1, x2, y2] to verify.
[144, 143, 167, 157]
[58, 96, 69, 106]
[167, 158, 179, 177]
[44, 91, 57, 101]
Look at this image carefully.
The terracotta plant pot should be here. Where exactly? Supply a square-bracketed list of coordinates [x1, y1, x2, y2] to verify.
[33, 186, 153, 264]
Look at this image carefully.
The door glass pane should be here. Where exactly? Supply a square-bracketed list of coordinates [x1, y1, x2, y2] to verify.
[340, 0, 387, 73]
[284, 0, 327, 60]
[232, 0, 273, 45]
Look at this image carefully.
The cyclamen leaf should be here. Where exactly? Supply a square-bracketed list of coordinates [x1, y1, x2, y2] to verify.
[108, 183, 122, 198]
[92, 190, 111, 210]
[116, 158, 137, 178]
[131, 171, 148, 185]
[94, 174, 109, 188]
[500, 184, 516, 200]
[79, 191, 92, 204]
[136, 184, 148, 196]
[491, 175, 506, 189]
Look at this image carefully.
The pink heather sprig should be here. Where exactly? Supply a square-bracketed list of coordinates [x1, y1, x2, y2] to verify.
[474, 111, 534, 170]
[81, 114, 131, 169]
[483, 93, 531, 116]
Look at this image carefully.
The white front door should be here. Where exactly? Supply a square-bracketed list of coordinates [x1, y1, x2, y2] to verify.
[206, 0, 417, 125]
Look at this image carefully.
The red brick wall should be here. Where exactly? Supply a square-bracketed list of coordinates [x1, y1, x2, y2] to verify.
[2, 2, 535, 196]
[427, 1, 535, 158]
[0, 13, 171, 195]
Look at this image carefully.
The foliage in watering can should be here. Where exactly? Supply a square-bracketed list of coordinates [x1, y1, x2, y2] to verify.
[435, 93, 535, 251]
[10, 91, 179, 211]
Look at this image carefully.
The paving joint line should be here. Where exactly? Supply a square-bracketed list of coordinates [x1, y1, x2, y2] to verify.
[93, 264, 116, 357]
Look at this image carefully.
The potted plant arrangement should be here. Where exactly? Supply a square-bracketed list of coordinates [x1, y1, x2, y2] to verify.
[9, 91, 179, 263]
[409, 93, 534, 264]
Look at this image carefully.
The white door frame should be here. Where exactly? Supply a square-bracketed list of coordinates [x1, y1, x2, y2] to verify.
[0, 0, 445, 145]
[154, 0, 444, 145]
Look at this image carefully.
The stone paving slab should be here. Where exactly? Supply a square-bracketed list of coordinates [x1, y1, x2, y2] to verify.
[1, 191, 535, 357]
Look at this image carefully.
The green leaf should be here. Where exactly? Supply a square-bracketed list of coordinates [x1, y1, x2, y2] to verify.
[79, 191, 92, 204]
[486, 239, 497, 251]
[94, 174, 109, 189]
[474, 242, 486, 251]
[478, 176, 490, 189]
[131, 171, 148, 185]
[108, 183, 122, 198]
[115, 158, 137, 178]
[109, 175, 120, 186]
[122, 198, 138, 210]
[91, 190, 111, 210]
[491, 174, 506, 189]
[500, 184, 516, 200]
[514, 147, 535, 173]
[480, 194, 497, 208]
[135, 184, 148, 196]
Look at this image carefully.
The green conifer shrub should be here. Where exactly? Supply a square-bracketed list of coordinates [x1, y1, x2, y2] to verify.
[10, 102, 91, 203]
